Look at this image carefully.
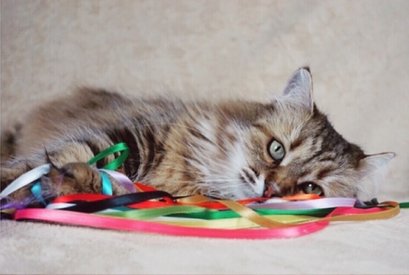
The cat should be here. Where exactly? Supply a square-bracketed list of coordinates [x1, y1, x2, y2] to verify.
[0, 67, 394, 204]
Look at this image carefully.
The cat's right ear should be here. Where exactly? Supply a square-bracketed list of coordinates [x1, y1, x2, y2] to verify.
[282, 67, 314, 113]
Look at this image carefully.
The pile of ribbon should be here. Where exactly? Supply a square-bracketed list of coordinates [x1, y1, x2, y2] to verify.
[1, 143, 408, 239]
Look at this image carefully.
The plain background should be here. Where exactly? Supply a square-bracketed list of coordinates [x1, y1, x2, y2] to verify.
[1, 1, 409, 274]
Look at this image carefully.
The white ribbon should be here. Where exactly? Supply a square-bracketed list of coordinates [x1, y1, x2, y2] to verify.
[0, 164, 51, 199]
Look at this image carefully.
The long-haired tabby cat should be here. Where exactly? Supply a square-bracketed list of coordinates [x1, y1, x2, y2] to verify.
[0, 67, 394, 203]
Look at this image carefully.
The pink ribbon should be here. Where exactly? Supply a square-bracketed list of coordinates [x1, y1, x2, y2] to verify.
[14, 208, 328, 239]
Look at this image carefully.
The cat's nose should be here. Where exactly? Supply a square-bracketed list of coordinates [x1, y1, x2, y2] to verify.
[263, 185, 275, 198]
[263, 181, 280, 198]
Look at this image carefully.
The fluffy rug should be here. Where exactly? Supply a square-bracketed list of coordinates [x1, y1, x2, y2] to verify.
[1, 1, 408, 274]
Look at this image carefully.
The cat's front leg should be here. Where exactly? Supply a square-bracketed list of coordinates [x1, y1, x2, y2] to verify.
[1, 141, 131, 205]
[48, 162, 130, 196]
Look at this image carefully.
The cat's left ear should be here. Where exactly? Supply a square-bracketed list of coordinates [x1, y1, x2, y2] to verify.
[356, 152, 396, 199]
[282, 67, 314, 113]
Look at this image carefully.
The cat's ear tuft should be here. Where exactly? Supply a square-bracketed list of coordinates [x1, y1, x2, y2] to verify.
[356, 152, 396, 200]
[282, 67, 314, 113]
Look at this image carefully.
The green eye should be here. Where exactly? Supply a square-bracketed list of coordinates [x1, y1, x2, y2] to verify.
[268, 139, 285, 161]
[299, 182, 324, 196]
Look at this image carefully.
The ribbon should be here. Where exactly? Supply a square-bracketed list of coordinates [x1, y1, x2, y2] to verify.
[400, 202, 409, 209]
[30, 182, 47, 206]
[13, 208, 328, 239]
[101, 169, 135, 192]
[13, 200, 400, 239]
[87, 142, 129, 170]
[100, 171, 113, 196]
[0, 164, 51, 199]
[11, 183, 404, 239]
[59, 191, 173, 213]
[250, 197, 357, 210]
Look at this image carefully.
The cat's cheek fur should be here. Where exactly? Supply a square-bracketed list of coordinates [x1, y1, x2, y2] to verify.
[189, 120, 265, 199]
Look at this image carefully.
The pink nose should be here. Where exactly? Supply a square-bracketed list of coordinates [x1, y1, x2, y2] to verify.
[263, 185, 276, 198]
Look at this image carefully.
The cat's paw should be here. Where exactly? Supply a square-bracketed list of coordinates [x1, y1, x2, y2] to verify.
[49, 162, 130, 196]
[48, 162, 102, 194]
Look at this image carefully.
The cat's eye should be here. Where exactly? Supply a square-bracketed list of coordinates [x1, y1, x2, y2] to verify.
[299, 182, 324, 196]
[268, 139, 285, 161]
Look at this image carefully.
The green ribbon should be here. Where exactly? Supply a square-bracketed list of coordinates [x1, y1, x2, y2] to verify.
[399, 202, 409, 209]
[87, 142, 129, 196]
[87, 142, 130, 170]
[99, 205, 332, 220]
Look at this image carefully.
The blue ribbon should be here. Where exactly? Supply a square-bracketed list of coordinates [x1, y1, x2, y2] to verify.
[30, 182, 47, 206]
[100, 171, 113, 196]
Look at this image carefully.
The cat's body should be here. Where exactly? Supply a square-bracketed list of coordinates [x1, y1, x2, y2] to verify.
[0, 68, 394, 203]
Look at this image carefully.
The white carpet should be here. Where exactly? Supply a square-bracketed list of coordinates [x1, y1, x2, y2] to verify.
[1, 1, 409, 274]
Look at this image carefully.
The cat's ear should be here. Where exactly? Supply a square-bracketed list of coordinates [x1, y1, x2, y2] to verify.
[360, 152, 396, 170]
[356, 152, 396, 200]
[282, 67, 314, 113]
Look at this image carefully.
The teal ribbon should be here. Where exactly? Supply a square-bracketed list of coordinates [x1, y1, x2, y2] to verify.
[30, 181, 47, 206]
[100, 171, 113, 196]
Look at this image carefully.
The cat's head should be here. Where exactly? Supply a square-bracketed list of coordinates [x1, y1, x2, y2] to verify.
[188, 67, 394, 200]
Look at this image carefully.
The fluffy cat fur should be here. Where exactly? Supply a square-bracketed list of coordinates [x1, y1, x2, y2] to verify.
[0, 68, 394, 202]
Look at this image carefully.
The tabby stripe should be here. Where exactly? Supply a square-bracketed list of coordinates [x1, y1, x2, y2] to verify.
[242, 169, 256, 184]
[81, 140, 105, 168]
[253, 123, 271, 137]
[107, 128, 140, 180]
[152, 125, 169, 170]
[316, 167, 333, 180]
[302, 148, 325, 166]
[290, 138, 304, 151]
[139, 128, 156, 179]
[187, 126, 213, 144]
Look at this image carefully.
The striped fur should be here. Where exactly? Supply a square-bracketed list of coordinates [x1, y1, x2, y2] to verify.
[0, 68, 394, 200]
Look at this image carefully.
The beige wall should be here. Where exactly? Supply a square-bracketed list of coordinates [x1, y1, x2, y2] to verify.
[2, 0, 408, 199]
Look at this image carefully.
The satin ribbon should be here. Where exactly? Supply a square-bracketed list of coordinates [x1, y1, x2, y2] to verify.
[99, 171, 113, 196]
[13, 208, 328, 239]
[12, 185, 402, 238]
[8, 176, 405, 238]
[400, 202, 409, 208]
[250, 197, 357, 210]
[30, 182, 47, 206]
[101, 169, 135, 192]
[48, 190, 356, 212]
[13, 201, 400, 239]
[0, 164, 51, 199]
[87, 142, 129, 170]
